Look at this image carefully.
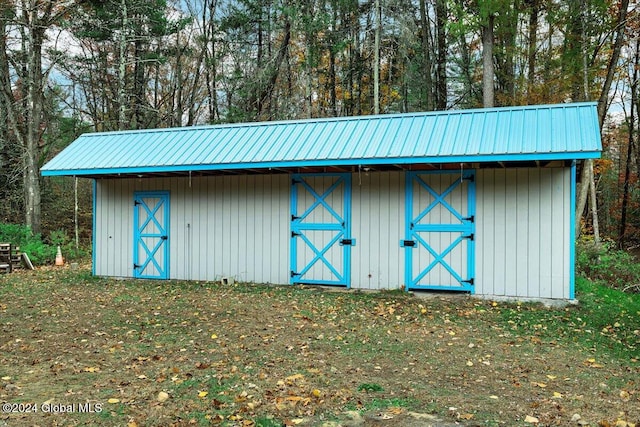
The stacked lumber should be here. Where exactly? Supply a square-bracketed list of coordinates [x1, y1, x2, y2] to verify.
[0, 243, 22, 273]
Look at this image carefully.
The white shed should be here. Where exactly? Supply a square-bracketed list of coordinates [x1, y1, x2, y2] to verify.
[42, 103, 602, 300]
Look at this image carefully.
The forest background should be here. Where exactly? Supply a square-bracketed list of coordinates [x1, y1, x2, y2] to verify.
[0, 0, 639, 259]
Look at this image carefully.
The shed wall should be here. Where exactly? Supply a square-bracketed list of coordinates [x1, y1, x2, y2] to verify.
[94, 167, 572, 298]
[94, 175, 290, 283]
[475, 167, 571, 298]
[351, 171, 405, 289]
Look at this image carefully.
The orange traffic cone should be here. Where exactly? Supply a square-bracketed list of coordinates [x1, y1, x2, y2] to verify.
[55, 245, 64, 266]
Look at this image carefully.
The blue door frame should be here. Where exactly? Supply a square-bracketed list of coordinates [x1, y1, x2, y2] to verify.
[290, 173, 354, 287]
[133, 191, 170, 279]
[403, 171, 475, 292]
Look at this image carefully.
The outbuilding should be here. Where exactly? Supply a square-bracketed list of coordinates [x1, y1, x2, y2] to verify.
[42, 102, 602, 300]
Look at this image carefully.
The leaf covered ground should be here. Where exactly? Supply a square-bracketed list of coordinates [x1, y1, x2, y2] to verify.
[1, 266, 639, 427]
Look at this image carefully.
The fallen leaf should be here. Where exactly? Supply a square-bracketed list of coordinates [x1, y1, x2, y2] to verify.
[524, 415, 540, 423]
[198, 391, 208, 398]
[83, 367, 100, 373]
[157, 391, 169, 402]
[211, 334, 218, 339]
[285, 373, 304, 382]
[107, 398, 120, 404]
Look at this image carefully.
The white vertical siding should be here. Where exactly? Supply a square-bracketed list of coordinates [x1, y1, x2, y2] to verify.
[94, 168, 572, 299]
[476, 167, 571, 299]
[95, 175, 290, 283]
[351, 171, 404, 289]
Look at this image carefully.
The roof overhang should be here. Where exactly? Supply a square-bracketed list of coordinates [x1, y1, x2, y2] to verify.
[41, 157, 596, 179]
[42, 102, 603, 179]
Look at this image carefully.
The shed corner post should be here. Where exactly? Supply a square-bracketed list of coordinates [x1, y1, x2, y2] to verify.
[92, 179, 98, 277]
[570, 160, 577, 300]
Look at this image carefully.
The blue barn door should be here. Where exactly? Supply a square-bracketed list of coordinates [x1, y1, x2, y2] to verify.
[403, 171, 475, 292]
[133, 191, 170, 279]
[290, 174, 353, 287]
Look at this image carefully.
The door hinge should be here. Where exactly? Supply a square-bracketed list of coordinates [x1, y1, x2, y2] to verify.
[133, 263, 140, 269]
[291, 231, 301, 237]
[339, 238, 355, 246]
[134, 200, 140, 206]
[161, 235, 168, 240]
[462, 278, 475, 286]
[401, 240, 416, 247]
[463, 215, 475, 223]
[463, 174, 475, 182]
[290, 270, 299, 277]
[463, 233, 474, 241]
[291, 179, 301, 185]
[291, 214, 300, 221]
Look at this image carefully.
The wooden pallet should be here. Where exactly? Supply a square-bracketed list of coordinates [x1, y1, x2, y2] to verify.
[0, 243, 22, 273]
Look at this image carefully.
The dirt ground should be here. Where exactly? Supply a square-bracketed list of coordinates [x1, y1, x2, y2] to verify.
[1, 266, 639, 426]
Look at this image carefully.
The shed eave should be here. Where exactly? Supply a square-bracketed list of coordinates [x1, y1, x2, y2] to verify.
[40, 150, 602, 177]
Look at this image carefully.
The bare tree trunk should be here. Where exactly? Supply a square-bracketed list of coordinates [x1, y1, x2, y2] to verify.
[577, 0, 628, 239]
[526, 0, 539, 101]
[204, 0, 219, 123]
[588, 160, 600, 244]
[373, 0, 381, 114]
[24, 5, 43, 233]
[619, 37, 639, 247]
[435, 0, 447, 110]
[482, 14, 495, 108]
[418, 0, 433, 110]
[118, 0, 128, 130]
[575, 161, 590, 236]
[596, 0, 629, 128]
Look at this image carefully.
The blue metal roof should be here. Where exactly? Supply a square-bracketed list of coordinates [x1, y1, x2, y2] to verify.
[41, 102, 602, 177]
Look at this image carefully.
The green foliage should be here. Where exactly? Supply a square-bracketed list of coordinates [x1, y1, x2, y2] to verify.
[357, 383, 384, 392]
[576, 239, 640, 292]
[497, 277, 640, 361]
[0, 223, 55, 265]
[0, 222, 88, 265]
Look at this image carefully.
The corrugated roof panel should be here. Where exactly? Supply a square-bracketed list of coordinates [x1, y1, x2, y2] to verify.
[443, 114, 458, 156]
[41, 102, 602, 177]
[313, 120, 347, 161]
[378, 118, 402, 157]
[387, 115, 415, 157]
[305, 122, 334, 160]
[183, 129, 215, 165]
[454, 113, 476, 155]
[465, 112, 485, 155]
[253, 124, 290, 162]
[347, 118, 379, 158]
[222, 125, 262, 163]
[508, 110, 524, 153]
[407, 115, 432, 157]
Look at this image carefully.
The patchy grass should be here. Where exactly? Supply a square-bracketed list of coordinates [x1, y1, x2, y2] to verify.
[0, 266, 639, 427]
